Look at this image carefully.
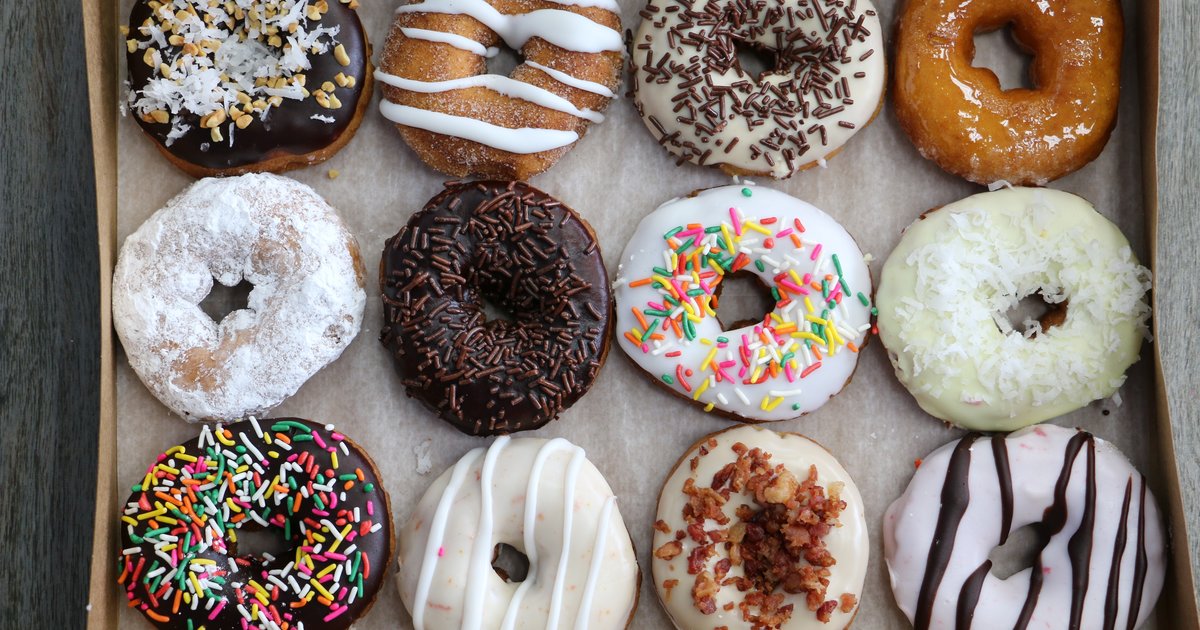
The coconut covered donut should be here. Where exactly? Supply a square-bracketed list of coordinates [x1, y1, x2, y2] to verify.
[396, 436, 640, 629]
[113, 174, 366, 421]
[875, 187, 1150, 432]
[376, 0, 623, 179]
[893, 0, 1123, 185]
[631, 0, 885, 178]
[117, 418, 395, 629]
[124, 0, 373, 177]
[652, 425, 868, 628]
[613, 185, 874, 422]
[883, 425, 1166, 629]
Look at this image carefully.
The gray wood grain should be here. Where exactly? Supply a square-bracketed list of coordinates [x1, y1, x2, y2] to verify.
[1154, 0, 1200, 619]
[0, 0, 99, 627]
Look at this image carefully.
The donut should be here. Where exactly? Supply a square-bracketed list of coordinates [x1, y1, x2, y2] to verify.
[113, 174, 366, 421]
[875, 187, 1150, 432]
[613, 185, 874, 422]
[376, 0, 623, 179]
[631, 0, 886, 178]
[652, 425, 868, 628]
[124, 0, 373, 178]
[893, 0, 1123, 185]
[380, 181, 612, 436]
[883, 425, 1166, 629]
[117, 418, 394, 629]
[396, 435, 640, 628]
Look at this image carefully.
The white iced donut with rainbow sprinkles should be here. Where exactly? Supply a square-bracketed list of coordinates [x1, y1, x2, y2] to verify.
[613, 185, 874, 422]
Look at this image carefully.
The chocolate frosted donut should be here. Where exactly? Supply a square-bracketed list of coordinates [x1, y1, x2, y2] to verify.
[124, 0, 372, 177]
[380, 181, 612, 436]
[117, 418, 394, 629]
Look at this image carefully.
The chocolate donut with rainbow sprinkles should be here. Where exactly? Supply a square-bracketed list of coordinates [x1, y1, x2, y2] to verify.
[613, 184, 874, 422]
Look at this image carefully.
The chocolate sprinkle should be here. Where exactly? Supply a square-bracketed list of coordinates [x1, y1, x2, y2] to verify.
[379, 181, 612, 436]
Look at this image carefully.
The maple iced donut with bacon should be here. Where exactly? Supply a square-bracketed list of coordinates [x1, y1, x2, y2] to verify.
[614, 185, 874, 422]
[884, 425, 1166, 629]
[396, 436, 640, 629]
[631, 0, 885, 178]
[117, 418, 394, 629]
[376, 0, 623, 179]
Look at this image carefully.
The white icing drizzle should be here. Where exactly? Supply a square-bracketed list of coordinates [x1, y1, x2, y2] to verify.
[412, 447, 486, 630]
[375, 70, 604, 122]
[378, 102, 579, 153]
[574, 496, 617, 630]
[547, 448, 586, 630]
[399, 27, 499, 57]
[525, 60, 616, 97]
[462, 436, 511, 629]
[394, 0, 622, 53]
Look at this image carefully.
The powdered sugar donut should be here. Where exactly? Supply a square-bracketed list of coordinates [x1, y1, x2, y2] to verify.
[883, 425, 1166, 629]
[613, 185, 874, 422]
[113, 174, 366, 421]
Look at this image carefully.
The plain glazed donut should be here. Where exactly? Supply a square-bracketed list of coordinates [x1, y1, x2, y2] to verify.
[124, 0, 373, 178]
[893, 0, 1123, 185]
[883, 425, 1166, 629]
[376, 0, 623, 179]
[117, 418, 394, 629]
[396, 436, 640, 629]
[631, 0, 885, 178]
[613, 184, 874, 422]
[380, 181, 612, 436]
[113, 174, 366, 422]
[652, 425, 868, 629]
[874, 187, 1150, 432]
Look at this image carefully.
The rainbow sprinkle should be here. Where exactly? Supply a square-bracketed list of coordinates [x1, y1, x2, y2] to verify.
[117, 418, 388, 629]
[623, 204, 873, 413]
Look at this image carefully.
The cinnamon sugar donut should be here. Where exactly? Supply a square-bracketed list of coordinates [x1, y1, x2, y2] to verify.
[893, 0, 1123, 185]
[376, 0, 623, 179]
[113, 174, 366, 421]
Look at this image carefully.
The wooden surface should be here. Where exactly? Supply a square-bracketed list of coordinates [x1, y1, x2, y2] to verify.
[0, 0, 1195, 628]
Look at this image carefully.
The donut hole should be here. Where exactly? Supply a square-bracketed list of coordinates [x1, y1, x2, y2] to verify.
[713, 271, 777, 330]
[996, 291, 1068, 337]
[480, 295, 516, 324]
[230, 525, 292, 563]
[491, 542, 530, 582]
[986, 525, 1042, 580]
[733, 40, 778, 80]
[972, 25, 1036, 91]
[200, 277, 254, 324]
[487, 46, 523, 77]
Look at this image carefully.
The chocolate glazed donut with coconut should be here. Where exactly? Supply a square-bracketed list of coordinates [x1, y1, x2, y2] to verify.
[376, 0, 623, 179]
[631, 0, 886, 178]
[124, 0, 372, 177]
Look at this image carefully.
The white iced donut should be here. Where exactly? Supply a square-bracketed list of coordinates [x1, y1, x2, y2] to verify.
[396, 436, 640, 629]
[875, 187, 1151, 432]
[112, 174, 366, 421]
[613, 184, 874, 422]
[652, 425, 868, 629]
[883, 425, 1166, 630]
[631, 0, 885, 178]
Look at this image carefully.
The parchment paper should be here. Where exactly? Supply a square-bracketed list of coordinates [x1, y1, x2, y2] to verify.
[114, 0, 1160, 627]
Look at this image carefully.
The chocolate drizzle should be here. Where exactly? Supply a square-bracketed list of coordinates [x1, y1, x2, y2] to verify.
[1127, 476, 1149, 630]
[914, 434, 976, 630]
[955, 559, 991, 630]
[379, 181, 612, 436]
[991, 435, 1013, 545]
[1066, 437, 1098, 628]
[1103, 477, 1134, 630]
[125, 0, 369, 172]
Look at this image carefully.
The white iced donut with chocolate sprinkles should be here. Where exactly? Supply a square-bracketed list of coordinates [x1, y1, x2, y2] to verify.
[396, 436, 640, 629]
[883, 425, 1166, 630]
[112, 174, 366, 421]
[631, 0, 885, 178]
[652, 425, 868, 628]
[614, 185, 874, 422]
[875, 187, 1152, 432]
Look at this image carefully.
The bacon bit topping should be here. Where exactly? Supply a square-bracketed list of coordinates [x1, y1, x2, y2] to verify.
[677, 439, 851, 626]
[654, 519, 673, 534]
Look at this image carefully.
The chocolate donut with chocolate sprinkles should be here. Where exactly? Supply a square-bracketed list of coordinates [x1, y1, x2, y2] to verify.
[380, 181, 612, 436]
